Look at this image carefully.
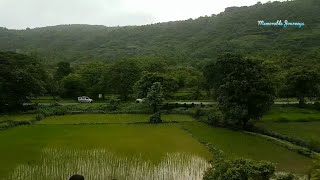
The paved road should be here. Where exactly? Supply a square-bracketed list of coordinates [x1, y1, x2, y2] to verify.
[168, 101, 315, 105]
[23, 101, 315, 106]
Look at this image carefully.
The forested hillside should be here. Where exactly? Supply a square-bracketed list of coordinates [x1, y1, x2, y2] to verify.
[0, 0, 319, 66]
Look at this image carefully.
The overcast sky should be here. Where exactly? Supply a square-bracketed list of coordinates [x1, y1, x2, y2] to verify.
[0, 0, 283, 29]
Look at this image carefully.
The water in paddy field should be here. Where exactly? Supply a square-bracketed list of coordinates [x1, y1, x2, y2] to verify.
[6, 148, 210, 180]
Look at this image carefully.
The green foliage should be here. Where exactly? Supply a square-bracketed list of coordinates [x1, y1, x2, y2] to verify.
[107, 60, 141, 100]
[74, 63, 107, 98]
[273, 173, 295, 180]
[191, 87, 201, 100]
[309, 156, 320, 180]
[0, 0, 318, 68]
[203, 158, 275, 180]
[44, 74, 60, 101]
[146, 82, 164, 113]
[54, 62, 72, 81]
[282, 68, 320, 106]
[205, 54, 275, 128]
[134, 72, 178, 98]
[0, 51, 47, 111]
[168, 67, 204, 89]
[207, 110, 224, 127]
[60, 74, 86, 98]
[149, 112, 162, 124]
[117, 103, 151, 114]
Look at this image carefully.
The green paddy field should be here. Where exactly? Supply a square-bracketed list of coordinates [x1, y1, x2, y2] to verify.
[0, 113, 314, 179]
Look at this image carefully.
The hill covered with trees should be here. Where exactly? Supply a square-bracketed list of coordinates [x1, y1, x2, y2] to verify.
[0, 0, 319, 67]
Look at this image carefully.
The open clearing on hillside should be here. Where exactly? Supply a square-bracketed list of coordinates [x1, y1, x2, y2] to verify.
[181, 122, 312, 173]
[0, 123, 211, 180]
[38, 114, 194, 124]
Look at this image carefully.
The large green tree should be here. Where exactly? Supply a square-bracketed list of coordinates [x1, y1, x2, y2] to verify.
[74, 63, 106, 99]
[205, 54, 275, 128]
[146, 82, 164, 113]
[60, 74, 86, 98]
[282, 68, 320, 105]
[134, 72, 178, 98]
[0, 51, 47, 111]
[108, 60, 141, 100]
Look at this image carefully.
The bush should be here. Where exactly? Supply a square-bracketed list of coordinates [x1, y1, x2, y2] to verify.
[273, 172, 295, 180]
[0, 120, 30, 131]
[108, 97, 121, 111]
[167, 107, 194, 115]
[203, 158, 275, 180]
[207, 111, 223, 126]
[149, 112, 162, 123]
[118, 103, 151, 114]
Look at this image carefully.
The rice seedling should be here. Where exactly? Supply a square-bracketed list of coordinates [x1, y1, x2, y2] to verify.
[7, 148, 210, 180]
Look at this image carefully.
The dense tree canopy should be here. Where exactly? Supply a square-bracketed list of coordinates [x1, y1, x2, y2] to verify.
[61, 74, 86, 98]
[107, 60, 141, 100]
[282, 68, 320, 105]
[146, 82, 164, 113]
[0, 0, 318, 68]
[54, 62, 72, 81]
[0, 51, 47, 111]
[134, 72, 178, 98]
[205, 54, 275, 128]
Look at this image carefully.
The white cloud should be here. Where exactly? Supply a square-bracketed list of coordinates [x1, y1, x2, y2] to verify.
[0, 0, 284, 29]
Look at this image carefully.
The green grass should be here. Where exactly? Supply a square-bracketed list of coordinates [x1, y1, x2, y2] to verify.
[258, 105, 320, 146]
[0, 124, 212, 179]
[0, 114, 35, 122]
[0, 113, 315, 177]
[262, 105, 320, 122]
[257, 122, 320, 144]
[181, 121, 312, 173]
[38, 114, 194, 124]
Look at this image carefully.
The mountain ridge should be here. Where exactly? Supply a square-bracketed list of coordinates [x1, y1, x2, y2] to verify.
[0, 0, 319, 66]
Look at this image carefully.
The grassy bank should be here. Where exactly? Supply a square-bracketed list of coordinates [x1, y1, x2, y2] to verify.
[181, 121, 312, 173]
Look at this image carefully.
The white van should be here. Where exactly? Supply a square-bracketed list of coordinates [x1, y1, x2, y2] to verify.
[78, 96, 93, 103]
[135, 98, 145, 103]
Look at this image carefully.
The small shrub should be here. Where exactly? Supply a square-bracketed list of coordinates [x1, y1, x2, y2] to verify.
[118, 103, 151, 114]
[35, 113, 45, 121]
[149, 112, 162, 124]
[273, 172, 295, 180]
[168, 107, 193, 115]
[108, 98, 121, 111]
[203, 158, 275, 180]
[193, 107, 208, 118]
[207, 111, 223, 126]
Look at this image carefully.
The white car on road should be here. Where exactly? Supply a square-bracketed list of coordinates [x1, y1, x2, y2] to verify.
[78, 96, 93, 103]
